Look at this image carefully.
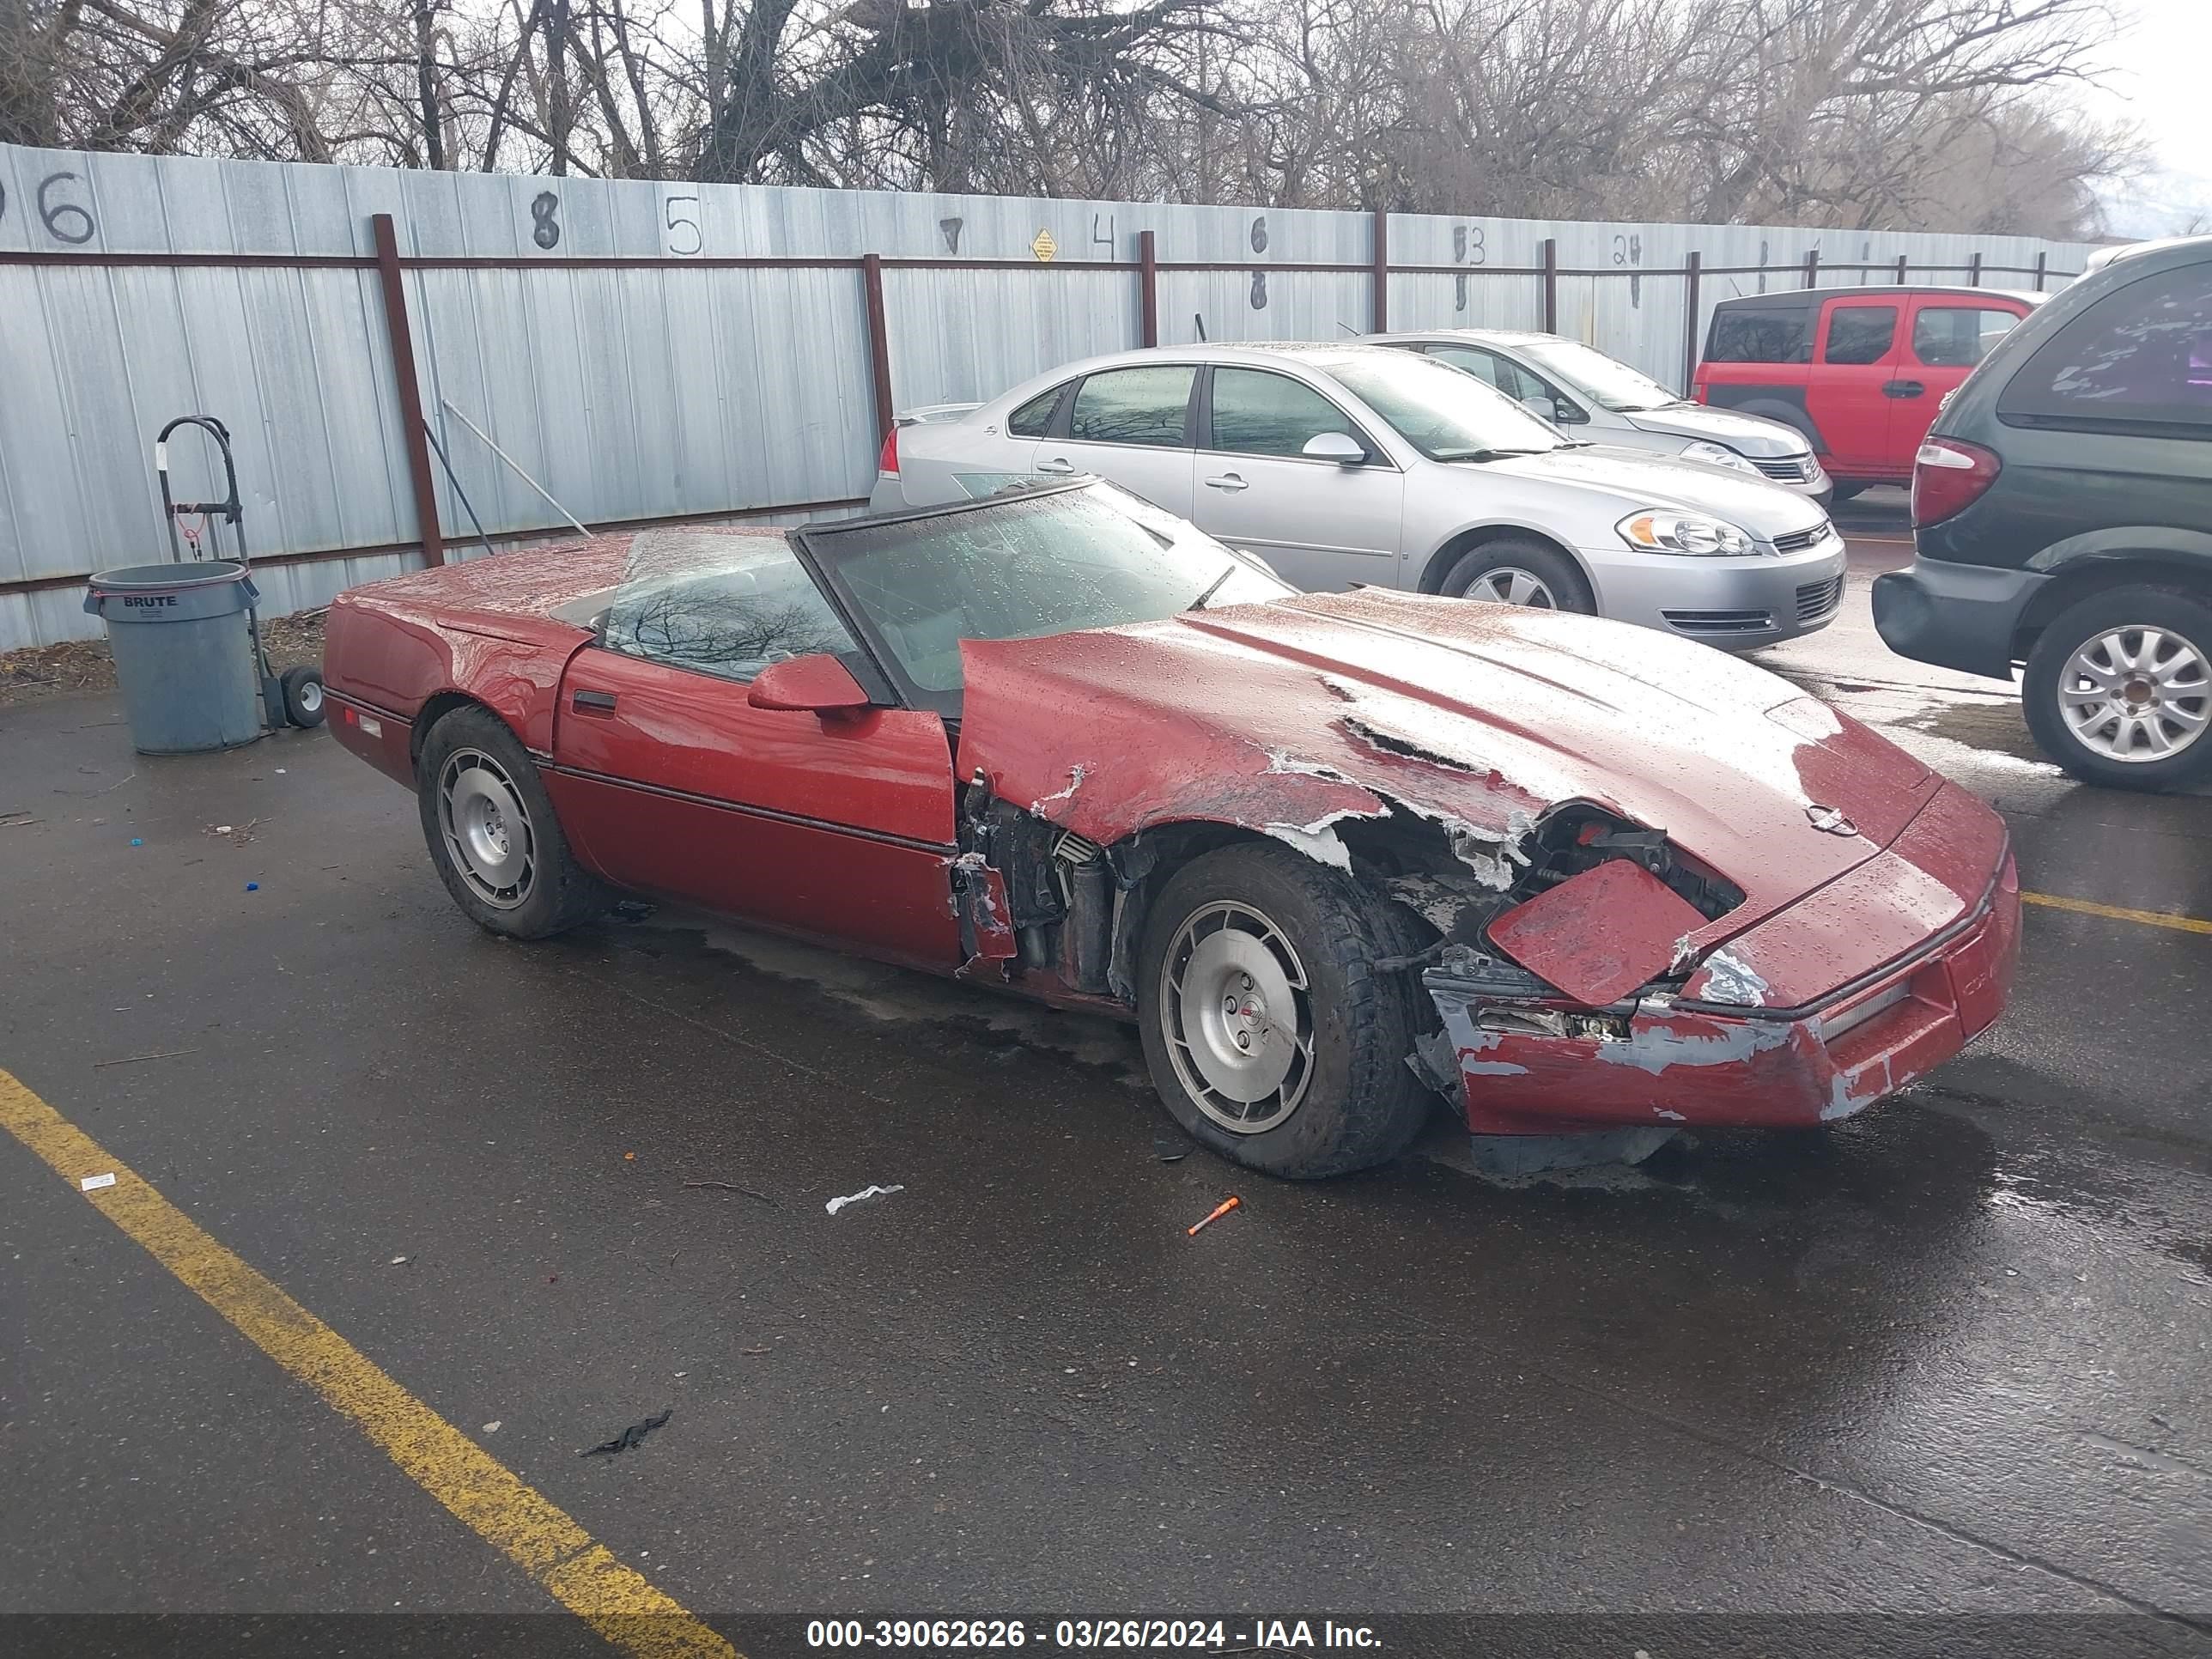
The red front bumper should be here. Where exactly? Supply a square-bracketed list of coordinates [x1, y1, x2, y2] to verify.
[1432, 841, 2021, 1137]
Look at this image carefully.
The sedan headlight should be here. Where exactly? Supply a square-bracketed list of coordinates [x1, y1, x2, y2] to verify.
[1680, 441, 1758, 475]
[1616, 510, 1755, 556]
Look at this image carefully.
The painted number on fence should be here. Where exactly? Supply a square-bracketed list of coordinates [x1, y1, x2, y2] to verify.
[530, 191, 561, 250]
[663, 193, 702, 256]
[1455, 222, 1486, 312]
[34, 173, 96, 246]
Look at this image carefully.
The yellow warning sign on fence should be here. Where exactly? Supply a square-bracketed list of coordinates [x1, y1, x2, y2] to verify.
[1031, 228, 1058, 263]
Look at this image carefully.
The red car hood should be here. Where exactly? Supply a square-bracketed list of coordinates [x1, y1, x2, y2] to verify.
[956, 588, 1941, 957]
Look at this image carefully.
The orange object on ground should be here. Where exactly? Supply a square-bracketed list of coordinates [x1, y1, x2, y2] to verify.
[1187, 1195, 1241, 1237]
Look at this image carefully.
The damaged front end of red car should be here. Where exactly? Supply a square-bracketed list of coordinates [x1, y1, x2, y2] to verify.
[948, 588, 2022, 1166]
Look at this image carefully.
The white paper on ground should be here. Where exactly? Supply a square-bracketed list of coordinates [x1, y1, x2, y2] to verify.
[824, 1183, 904, 1216]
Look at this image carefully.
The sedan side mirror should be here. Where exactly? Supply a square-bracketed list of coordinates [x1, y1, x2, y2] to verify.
[1303, 431, 1368, 466]
[747, 653, 872, 714]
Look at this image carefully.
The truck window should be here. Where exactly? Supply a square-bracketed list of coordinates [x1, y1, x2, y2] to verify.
[1707, 307, 1811, 365]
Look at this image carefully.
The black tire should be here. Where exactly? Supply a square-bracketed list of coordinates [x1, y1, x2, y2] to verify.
[1136, 842, 1434, 1180]
[416, 706, 607, 938]
[280, 665, 326, 728]
[1438, 537, 1594, 613]
[1828, 482, 1867, 504]
[2021, 585, 2212, 792]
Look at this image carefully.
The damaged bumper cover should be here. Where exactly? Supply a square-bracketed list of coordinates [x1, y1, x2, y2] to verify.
[1429, 787, 2021, 1134]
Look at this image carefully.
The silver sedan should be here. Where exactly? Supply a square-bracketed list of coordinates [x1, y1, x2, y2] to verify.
[872, 344, 1846, 649]
[1368, 327, 1832, 504]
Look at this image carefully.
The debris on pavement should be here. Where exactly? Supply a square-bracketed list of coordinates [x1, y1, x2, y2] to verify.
[581, 1407, 672, 1456]
[825, 1183, 904, 1215]
[1187, 1195, 1242, 1237]
[482, 1420, 501, 1434]
[389, 1255, 409, 1266]
[79, 1173, 117, 1193]
[92, 1048, 198, 1068]
[684, 1180, 776, 1204]
[2, 812, 40, 829]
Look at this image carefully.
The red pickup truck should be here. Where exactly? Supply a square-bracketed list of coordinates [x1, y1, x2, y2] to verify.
[1693, 285, 2044, 499]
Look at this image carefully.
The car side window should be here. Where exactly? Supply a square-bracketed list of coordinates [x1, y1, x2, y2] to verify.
[1707, 307, 1812, 364]
[1823, 306, 1898, 365]
[1429, 346, 1526, 401]
[1006, 386, 1065, 438]
[1208, 368, 1363, 458]
[1911, 307, 2019, 368]
[1066, 365, 1196, 447]
[1997, 264, 2212, 434]
[599, 542, 858, 685]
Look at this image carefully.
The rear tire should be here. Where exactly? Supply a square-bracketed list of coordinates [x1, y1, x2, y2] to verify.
[1136, 842, 1434, 1180]
[2022, 586, 2212, 792]
[1828, 482, 1868, 504]
[1438, 538, 1594, 614]
[416, 706, 607, 938]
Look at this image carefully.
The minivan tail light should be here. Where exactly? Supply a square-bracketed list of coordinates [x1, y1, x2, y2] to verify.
[1911, 438, 2001, 527]
[877, 428, 900, 477]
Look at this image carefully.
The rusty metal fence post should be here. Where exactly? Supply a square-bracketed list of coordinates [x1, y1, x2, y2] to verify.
[1803, 249, 1820, 289]
[862, 252, 894, 445]
[1541, 238, 1558, 334]
[1896, 254, 1909, 284]
[1969, 252, 1984, 288]
[1682, 251, 1702, 392]
[2034, 252, 2048, 292]
[369, 213, 447, 568]
[1139, 230, 1159, 347]
[1372, 210, 1390, 332]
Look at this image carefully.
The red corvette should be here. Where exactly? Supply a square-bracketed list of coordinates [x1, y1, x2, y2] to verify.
[325, 479, 2018, 1177]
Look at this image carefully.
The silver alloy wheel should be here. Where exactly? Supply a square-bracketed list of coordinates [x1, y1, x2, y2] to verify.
[1158, 900, 1316, 1134]
[437, 747, 536, 908]
[2057, 625, 2210, 763]
[1465, 566, 1557, 607]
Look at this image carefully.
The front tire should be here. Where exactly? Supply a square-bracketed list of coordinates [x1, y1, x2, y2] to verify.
[1137, 842, 1434, 1179]
[2021, 586, 2212, 792]
[416, 706, 607, 938]
[1438, 538, 1594, 614]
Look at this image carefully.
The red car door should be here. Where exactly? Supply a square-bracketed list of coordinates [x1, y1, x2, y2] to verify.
[541, 536, 961, 972]
[1807, 297, 1905, 478]
[1895, 296, 2032, 464]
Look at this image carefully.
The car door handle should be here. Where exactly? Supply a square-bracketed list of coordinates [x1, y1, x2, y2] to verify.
[1881, 380, 1925, 398]
[571, 689, 617, 714]
[1203, 472, 1249, 492]
[1036, 457, 1075, 474]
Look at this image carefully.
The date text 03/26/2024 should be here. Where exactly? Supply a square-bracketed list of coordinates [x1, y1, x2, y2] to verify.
[806, 1619, 1382, 1650]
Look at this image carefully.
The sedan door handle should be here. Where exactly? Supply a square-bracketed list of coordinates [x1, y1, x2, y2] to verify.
[1203, 472, 1249, 492]
[1036, 457, 1075, 474]
[1881, 380, 1925, 398]
[571, 689, 617, 714]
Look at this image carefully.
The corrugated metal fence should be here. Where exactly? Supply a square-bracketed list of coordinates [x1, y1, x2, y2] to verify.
[0, 143, 2098, 649]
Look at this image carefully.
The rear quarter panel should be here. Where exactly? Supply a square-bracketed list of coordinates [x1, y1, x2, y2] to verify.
[324, 587, 593, 781]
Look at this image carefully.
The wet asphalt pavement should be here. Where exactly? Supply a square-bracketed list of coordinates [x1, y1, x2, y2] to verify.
[3, 491, 2209, 1652]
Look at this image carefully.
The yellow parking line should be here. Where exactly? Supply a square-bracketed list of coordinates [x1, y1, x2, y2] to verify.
[0, 1067, 739, 1659]
[2022, 890, 2212, 936]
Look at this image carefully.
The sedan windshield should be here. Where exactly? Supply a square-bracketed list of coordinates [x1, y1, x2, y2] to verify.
[1308, 350, 1570, 461]
[1517, 339, 1683, 412]
[806, 482, 1291, 699]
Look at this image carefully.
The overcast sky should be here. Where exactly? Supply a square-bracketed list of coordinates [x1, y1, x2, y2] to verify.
[2090, 0, 2211, 236]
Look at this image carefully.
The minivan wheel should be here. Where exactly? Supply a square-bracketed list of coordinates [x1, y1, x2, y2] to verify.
[2023, 586, 2212, 791]
[1439, 538, 1593, 613]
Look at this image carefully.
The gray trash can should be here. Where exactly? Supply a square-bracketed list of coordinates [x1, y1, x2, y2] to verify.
[84, 562, 264, 754]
